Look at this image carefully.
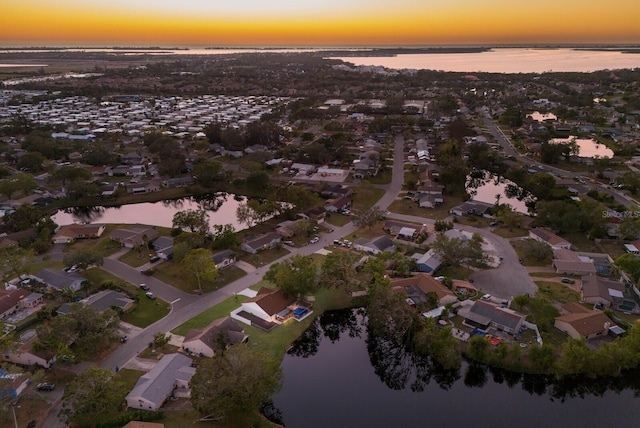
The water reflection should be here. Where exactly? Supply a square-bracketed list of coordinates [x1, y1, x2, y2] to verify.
[466, 169, 535, 214]
[52, 193, 247, 230]
[273, 308, 640, 428]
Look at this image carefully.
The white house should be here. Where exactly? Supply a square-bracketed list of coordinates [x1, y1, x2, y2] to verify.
[125, 353, 195, 412]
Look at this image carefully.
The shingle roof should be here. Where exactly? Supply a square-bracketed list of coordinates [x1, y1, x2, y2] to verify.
[183, 317, 247, 352]
[556, 311, 612, 336]
[581, 275, 624, 301]
[469, 301, 524, 331]
[246, 288, 295, 316]
[126, 353, 193, 406]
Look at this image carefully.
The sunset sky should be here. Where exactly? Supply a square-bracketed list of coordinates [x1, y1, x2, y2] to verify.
[3, 0, 640, 46]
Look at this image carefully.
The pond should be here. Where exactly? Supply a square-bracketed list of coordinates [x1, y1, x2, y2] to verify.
[550, 137, 614, 159]
[271, 308, 640, 428]
[466, 170, 535, 214]
[52, 193, 248, 230]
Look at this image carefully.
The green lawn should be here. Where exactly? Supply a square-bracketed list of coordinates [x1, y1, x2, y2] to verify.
[238, 247, 291, 268]
[351, 184, 385, 211]
[324, 212, 352, 227]
[119, 248, 151, 268]
[81, 268, 170, 327]
[388, 194, 464, 220]
[63, 224, 123, 256]
[491, 226, 529, 239]
[599, 241, 625, 259]
[434, 265, 473, 281]
[115, 368, 145, 390]
[511, 241, 552, 267]
[366, 170, 392, 185]
[151, 261, 247, 294]
[562, 233, 600, 252]
[534, 281, 580, 304]
[172, 294, 249, 336]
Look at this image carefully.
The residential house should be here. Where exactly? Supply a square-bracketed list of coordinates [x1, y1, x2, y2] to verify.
[0, 289, 42, 320]
[32, 269, 85, 292]
[240, 232, 282, 254]
[212, 249, 237, 270]
[125, 353, 195, 412]
[552, 249, 597, 276]
[82, 290, 135, 313]
[232, 287, 312, 331]
[416, 182, 444, 195]
[51, 223, 106, 244]
[152, 236, 174, 260]
[463, 300, 525, 334]
[418, 193, 443, 208]
[125, 180, 160, 194]
[353, 236, 395, 255]
[161, 176, 194, 188]
[298, 206, 326, 224]
[449, 201, 493, 217]
[412, 249, 443, 273]
[110, 225, 159, 249]
[554, 302, 614, 340]
[581, 275, 625, 307]
[390, 273, 458, 307]
[1, 332, 55, 368]
[324, 195, 351, 213]
[529, 228, 571, 250]
[182, 317, 248, 358]
[320, 185, 352, 199]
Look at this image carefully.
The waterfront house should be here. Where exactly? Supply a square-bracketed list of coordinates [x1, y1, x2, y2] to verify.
[51, 223, 106, 244]
[554, 302, 614, 340]
[390, 273, 457, 307]
[211, 249, 237, 270]
[240, 232, 282, 254]
[529, 228, 571, 250]
[580, 275, 625, 308]
[110, 225, 159, 249]
[463, 300, 525, 334]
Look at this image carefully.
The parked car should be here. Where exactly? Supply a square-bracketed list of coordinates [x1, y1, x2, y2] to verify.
[149, 256, 160, 263]
[145, 292, 156, 300]
[120, 336, 128, 343]
[333, 240, 343, 246]
[139, 284, 150, 291]
[310, 237, 319, 244]
[481, 294, 492, 301]
[284, 240, 295, 246]
[36, 382, 55, 391]
[561, 277, 575, 284]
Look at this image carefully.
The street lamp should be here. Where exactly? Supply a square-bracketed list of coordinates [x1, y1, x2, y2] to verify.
[11, 403, 20, 428]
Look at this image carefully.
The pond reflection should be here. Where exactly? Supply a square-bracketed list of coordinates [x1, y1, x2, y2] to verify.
[272, 308, 640, 428]
[466, 169, 535, 214]
[52, 193, 247, 230]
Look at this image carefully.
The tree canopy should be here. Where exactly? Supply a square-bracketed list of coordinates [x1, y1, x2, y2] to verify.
[190, 345, 282, 419]
[264, 254, 318, 298]
[182, 248, 218, 294]
[172, 209, 210, 236]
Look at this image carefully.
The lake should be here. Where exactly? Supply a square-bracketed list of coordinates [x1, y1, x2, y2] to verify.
[271, 309, 640, 428]
[466, 170, 534, 214]
[52, 193, 247, 230]
[550, 137, 614, 159]
[329, 48, 640, 73]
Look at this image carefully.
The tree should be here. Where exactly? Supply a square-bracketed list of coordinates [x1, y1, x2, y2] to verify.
[17, 151, 46, 172]
[190, 345, 282, 419]
[246, 170, 270, 192]
[319, 251, 362, 293]
[0, 246, 34, 282]
[367, 279, 419, 346]
[615, 253, 640, 283]
[497, 206, 523, 231]
[60, 367, 126, 427]
[0, 173, 37, 199]
[431, 233, 487, 268]
[619, 218, 640, 240]
[182, 248, 218, 294]
[352, 206, 387, 230]
[153, 332, 171, 348]
[526, 172, 555, 200]
[211, 224, 239, 249]
[618, 172, 640, 195]
[62, 249, 104, 271]
[264, 255, 318, 298]
[51, 165, 93, 187]
[519, 240, 553, 263]
[172, 209, 210, 236]
[193, 160, 223, 188]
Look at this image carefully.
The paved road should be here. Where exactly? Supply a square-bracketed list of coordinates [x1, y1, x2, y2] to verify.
[483, 114, 636, 208]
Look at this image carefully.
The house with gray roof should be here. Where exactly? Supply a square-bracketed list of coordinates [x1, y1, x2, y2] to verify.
[463, 300, 525, 334]
[240, 232, 281, 254]
[82, 290, 134, 313]
[353, 235, 395, 255]
[32, 269, 85, 292]
[110, 225, 159, 249]
[413, 249, 443, 273]
[581, 275, 625, 307]
[212, 249, 237, 270]
[182, 317, 248, 358]
[125, 353, 195, 411]
[152, 236, 174, 260]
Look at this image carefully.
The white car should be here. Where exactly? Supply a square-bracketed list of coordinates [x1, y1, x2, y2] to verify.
[310, 237, 319, 244]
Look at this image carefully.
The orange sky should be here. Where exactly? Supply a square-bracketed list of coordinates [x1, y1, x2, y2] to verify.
[3, 0, 640, 46]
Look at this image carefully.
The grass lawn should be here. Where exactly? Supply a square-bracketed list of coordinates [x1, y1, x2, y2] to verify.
[324, 212, 352, 227]
[115, 368, 145, 389]
[534, 281, 580, 304]
[491, 226, 529, 239]
[123, 292, 171, 328]
[119, 248, 151, 268]
[389, 194, 464, 220]
[455, 216, 491, 228]
[511, 240, 552, 267]
[367, 169, 392, 185]
[599, 241, 625, 259]
[529, 272, 562, 278]
[562, 233, 600, 252]
[351, 184, 385, 211]
[151, 260, 244, 294]
[172, 294, 250, 336]
[63, 224, 123, 256]
[238, 247, 291, 268]
[348, 222, 386, 240]
[81, 268, 170, 327]
[161, 410, 278, 428]
[434, 265, 473, 281]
